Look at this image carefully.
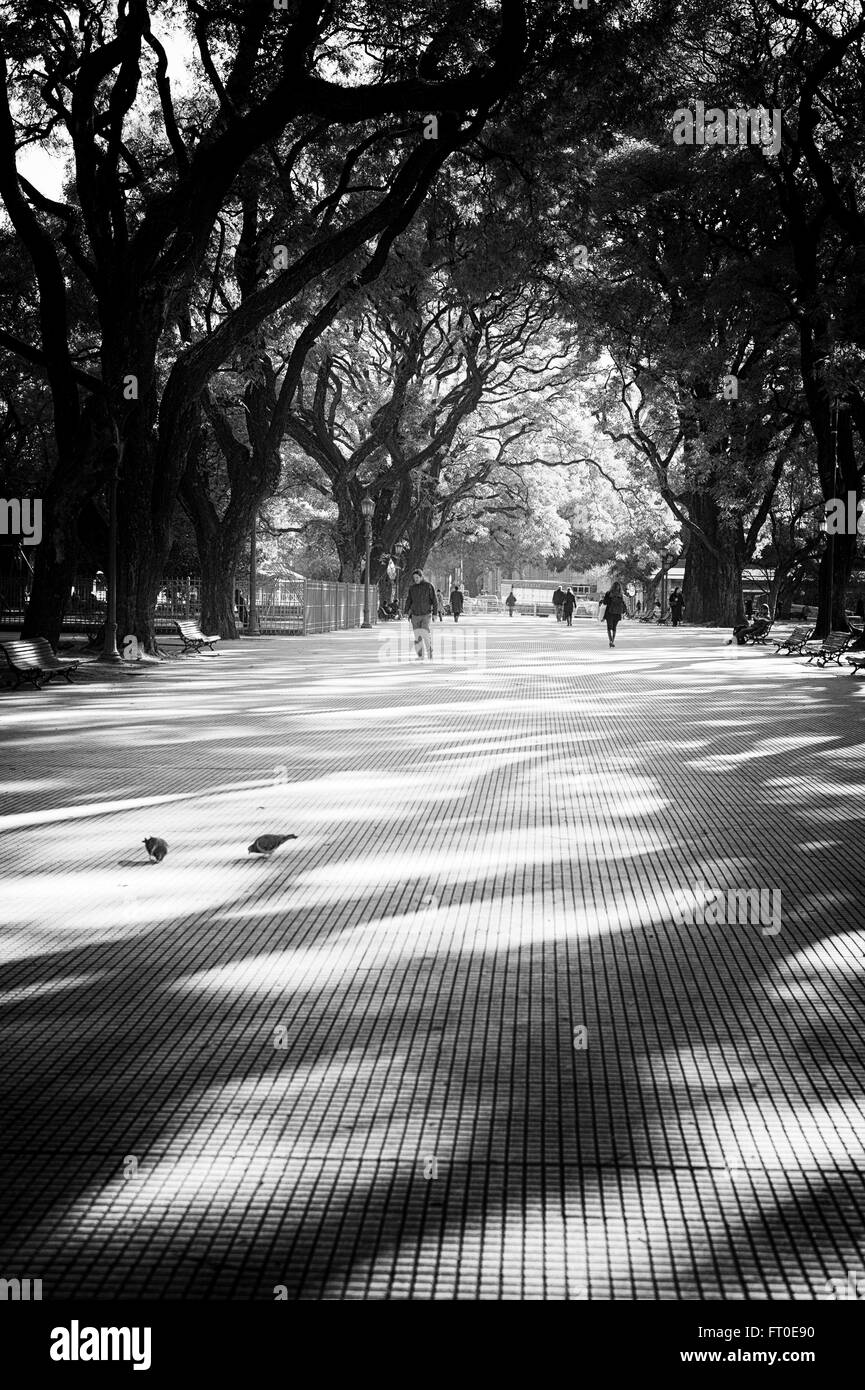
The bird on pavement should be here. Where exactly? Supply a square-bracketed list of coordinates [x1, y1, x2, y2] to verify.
[248, 834, 298, 855]
[144, 836, 168, 862]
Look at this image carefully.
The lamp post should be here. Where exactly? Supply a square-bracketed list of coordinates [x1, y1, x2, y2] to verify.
[661, 551, 671, 619]
[819, 510, 835, 638]
[360, 491, 374, 628]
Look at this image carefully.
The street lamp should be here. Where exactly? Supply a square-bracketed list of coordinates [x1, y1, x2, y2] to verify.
[819, 509, 834, 638]
[360, 491, 374, 628]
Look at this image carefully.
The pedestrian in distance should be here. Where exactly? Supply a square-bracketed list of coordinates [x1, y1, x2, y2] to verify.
[404, 568, 438, 659]
[669, 587, 685, 627]
[552, 585, 565, 622]
[435, 588, 446, 622]
[450, 584, 464, 622]
[505, 588, 517, 618]
[599, 581, 627, 648]
[562, 587, 577, 627]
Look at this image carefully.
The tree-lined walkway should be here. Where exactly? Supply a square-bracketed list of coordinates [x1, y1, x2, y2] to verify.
[1, 617, 864, 1298]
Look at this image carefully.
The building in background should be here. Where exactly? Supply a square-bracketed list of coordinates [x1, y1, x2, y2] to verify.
[495, 566, 620, 616]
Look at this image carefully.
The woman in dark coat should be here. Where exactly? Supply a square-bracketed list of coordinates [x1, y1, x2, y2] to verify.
[599, 581, 627, 648]
[450, 585, 464, 622]
[562, 587, 577, 626]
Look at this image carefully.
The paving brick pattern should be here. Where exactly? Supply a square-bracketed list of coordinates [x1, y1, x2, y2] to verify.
[1, 617, 864, 1299]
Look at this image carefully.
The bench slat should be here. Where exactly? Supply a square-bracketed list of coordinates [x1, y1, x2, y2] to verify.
[173, 620, 220, 653]
[0, 637, 80, 689]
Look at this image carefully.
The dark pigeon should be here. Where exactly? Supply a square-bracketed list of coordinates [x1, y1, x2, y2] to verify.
[248, 834, 297, 855]
[144, 837, 168, 862]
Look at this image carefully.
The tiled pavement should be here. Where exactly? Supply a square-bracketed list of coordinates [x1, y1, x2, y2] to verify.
[1, 615, 864, 1300]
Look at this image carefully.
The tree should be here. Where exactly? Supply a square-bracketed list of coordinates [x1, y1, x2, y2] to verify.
[553, 134, 806, 624]
[0, 0, 531, 648]
[281, 215, 580, 585]
[649, 0, 865, 632]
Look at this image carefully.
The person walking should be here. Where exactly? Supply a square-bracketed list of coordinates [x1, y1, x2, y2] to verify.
[435, 588, 446, 622]
[505, 588, 517, 618]
[669, 586, 685, 627]
[599, 580, 627, 648]
[562, 587, 577, 627]
[404, 568, 439, 659]
[450, 584, 464, 622]
[552, 585, 565, 622]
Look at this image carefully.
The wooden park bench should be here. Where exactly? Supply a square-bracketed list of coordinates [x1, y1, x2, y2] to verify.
[174, 619, 220, 654]
[0, 637, 80, 689]
[770, 625, 813, 655]
[803, 631, 855, 667]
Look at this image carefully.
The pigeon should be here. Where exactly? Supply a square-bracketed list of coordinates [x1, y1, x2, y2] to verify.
[144, 836, 168, 862]
[248, 834, 297, 855]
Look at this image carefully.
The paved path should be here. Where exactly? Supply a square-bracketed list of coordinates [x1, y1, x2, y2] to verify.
[1, 617, 864, 1299]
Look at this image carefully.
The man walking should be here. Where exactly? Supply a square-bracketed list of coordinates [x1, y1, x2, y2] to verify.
[450, 584, 464, 622]
[405, 568, 438, 659]
[552, 585, 565, 622]
[505, 588, 517, 618]
[669, 586, 685, 627]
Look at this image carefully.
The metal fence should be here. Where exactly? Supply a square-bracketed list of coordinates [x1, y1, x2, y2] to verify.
[0, 574, 376, 637]
[0, 575, 110, 631]
[240, 577, 375, 634]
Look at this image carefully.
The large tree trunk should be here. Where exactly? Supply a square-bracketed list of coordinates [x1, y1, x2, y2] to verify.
[798, 313, 858, 637]
[179, 424, 244, 639]
[22, 399, 114, 643]
[105, 308, 177, 654]
[21, 492, 79, 644]
[815, 532, 855, 637]
[682, 494, 743, 625]
[198, 539, 240, 639]
[334, 494, 362, 581]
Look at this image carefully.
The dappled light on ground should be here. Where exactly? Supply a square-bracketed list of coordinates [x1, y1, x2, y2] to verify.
[1, 618, 863, 1297]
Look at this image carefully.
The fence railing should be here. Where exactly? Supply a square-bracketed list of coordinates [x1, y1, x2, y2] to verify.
[0, 576, 109, 630]
[239, 578, 376, 634]
[0, 575, 377, 637]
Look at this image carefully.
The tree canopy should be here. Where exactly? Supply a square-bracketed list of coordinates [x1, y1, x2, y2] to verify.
[1, 0, 863, 638]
